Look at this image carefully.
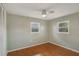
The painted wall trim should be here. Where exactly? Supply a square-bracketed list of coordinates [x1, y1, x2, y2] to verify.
[8, 41, 48, 53]
[0, 6, 7, 56]
[49, 41, 79, 53]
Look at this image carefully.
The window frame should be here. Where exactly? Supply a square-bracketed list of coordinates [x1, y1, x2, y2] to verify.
[30, 22, 40, 33]
[57, 21, 69, 34]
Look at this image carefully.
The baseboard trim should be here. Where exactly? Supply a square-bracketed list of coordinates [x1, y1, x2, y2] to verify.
[8, 42, 48, 53]
[49, 41, 79, 53]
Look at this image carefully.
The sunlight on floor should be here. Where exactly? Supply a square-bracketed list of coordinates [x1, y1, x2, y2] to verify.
[34, 54, 43, 56]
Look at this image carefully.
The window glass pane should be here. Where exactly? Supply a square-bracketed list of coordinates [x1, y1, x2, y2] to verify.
[32, 24, 39, 32]
[59, 28, 68, 32]
[31, 22, 40, 33]
[59, 23, 68, 28]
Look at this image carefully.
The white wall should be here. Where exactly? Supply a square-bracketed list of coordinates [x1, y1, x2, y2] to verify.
[0, 6, 7, 56]
[7, 13, 49, 51]
[49, 12, 79, 51]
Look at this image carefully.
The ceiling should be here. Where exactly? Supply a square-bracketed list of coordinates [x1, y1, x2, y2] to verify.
[3, 3, 79, 20]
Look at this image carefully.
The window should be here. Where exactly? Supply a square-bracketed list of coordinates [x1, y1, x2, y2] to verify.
[57, 21, 69, 33]
[31, 22, 40, 33]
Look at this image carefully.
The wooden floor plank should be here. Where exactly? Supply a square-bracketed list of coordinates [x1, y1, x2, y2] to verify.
[7, 43, 79, 56]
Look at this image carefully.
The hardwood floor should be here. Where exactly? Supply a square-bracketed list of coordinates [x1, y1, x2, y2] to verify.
[7, 43, 79, 56]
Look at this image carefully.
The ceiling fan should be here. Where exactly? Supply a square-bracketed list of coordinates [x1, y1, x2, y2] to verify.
[41, 9, 54, 18]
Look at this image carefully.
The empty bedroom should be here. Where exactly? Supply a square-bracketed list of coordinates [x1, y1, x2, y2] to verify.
[0, 3, 79, 56]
